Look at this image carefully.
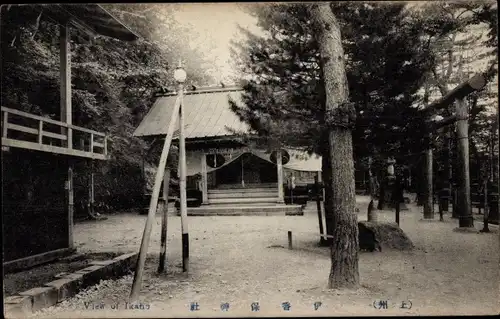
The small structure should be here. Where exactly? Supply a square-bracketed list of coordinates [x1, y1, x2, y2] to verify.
[2, 4, 138, 272]
[134, 86, 323, 215]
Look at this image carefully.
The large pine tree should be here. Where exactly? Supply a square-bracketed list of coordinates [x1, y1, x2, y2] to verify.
[231, 2, 436, 238]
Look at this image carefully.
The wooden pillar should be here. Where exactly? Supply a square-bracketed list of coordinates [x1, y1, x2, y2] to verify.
[67, 164, 74, 249]
[178, 85, 189, 273]
[201, 153, 208, 204]
[456, 97, 473, 227]
[277, 150, 284, 203]
[59, 23, 72, 149]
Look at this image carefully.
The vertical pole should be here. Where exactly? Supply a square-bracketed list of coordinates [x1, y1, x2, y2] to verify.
[396, 201, 400, 225]
[287, 231, 293, 250]
[201, 153, 208, 204]
[456, 97, 473, 228]
[104, 135, 108, 156]
[481, 177, 489, 232]
[159, 168, 171, 272]
[315, 174, 326, 244]
[277, 150, 284, 203]
[60, 23, 72, 149]
[178, 83, 189, 273]
[38, 120, 43, 144]
[423, 135, 434, 219]
[367, 156, 377, 222]
[67, 164, 74, 249]
[90, 133, 94, 153]
[90, 161, 94, 215]
[2, 111, 8, 137]
[241, 157, 244, 188]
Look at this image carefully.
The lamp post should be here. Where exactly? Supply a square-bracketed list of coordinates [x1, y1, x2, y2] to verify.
[174, 61, 189, 272]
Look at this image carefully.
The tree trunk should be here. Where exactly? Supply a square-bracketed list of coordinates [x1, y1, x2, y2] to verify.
[310, 3, 359, 289]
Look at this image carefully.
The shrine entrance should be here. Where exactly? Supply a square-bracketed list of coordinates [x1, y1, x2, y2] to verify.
[212, 153, 278, 189]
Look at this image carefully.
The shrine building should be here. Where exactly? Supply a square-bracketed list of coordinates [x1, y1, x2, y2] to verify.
[133, 86, 323, 215]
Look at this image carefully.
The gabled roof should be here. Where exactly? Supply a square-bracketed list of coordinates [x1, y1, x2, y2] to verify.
[133, 87, 250, 139]
[43, 4, 139, 41]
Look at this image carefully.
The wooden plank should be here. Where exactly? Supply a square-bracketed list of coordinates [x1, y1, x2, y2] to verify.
[3, 248, 76, 274]
[42, 131, 68, 140]
[2, 138, 107, 160]
[6, 123, 38, 135]
[1, 107, 106, 136]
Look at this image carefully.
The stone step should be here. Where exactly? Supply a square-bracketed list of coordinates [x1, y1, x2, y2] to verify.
[208, 187, 278, 194]
[214, 183, 277, 190]
[181, 204, 303, 216]
[208, 197, 279, 205]
[202, 202, 281, 207]
[208, 191, 278, 199]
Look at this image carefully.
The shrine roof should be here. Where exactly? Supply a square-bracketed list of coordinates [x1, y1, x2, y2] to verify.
[133, 87, 251, 140]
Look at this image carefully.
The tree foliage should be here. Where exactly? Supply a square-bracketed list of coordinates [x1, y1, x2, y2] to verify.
[230, 2, 440, 176]
[1, 4, 213, 212]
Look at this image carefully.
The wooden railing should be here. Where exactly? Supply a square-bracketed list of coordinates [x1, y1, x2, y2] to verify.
[1, 106, 108, 160]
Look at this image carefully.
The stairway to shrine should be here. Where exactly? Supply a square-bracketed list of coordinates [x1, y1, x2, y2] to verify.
[184, 183, 304, 216]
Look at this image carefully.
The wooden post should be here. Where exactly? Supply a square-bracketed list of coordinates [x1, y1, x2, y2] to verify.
[423, 137, 434, 219]
[2, 111, 8, 137]
[396, 201, 400, 225]
[315, 174, 326, 244]
[60, 23, 72, 149]
[456, 97, 473, 228]
[158, 168, 171, 272]
[481, 178, 490, 232]
[90, 133, 94, 153]
[178, 83, 189, 273]
[104, 135, 108, 156]
[201, 153, 208, 204]
[67, 165, 74, 249]
[38, 120, 43, 144]
[277, 150, 284, 203]
[130, 94, 181, 301]
[90, 161, 94, 216]
[287, 231, 293, 250]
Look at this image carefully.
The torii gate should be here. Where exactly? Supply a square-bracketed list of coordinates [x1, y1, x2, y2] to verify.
[421, 72, 490, 228]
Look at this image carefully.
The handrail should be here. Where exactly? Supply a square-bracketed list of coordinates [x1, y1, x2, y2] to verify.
[1, 106, 106, 137]
[2, 106, 108, 158]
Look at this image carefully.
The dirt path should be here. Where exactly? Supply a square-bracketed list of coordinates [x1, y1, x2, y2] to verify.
[28, 197, 499, 317]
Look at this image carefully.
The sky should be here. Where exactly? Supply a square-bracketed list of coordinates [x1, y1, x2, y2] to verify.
[168, 2, 497, 113]
[171, 3, 261, 84]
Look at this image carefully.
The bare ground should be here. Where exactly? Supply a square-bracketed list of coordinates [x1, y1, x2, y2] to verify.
[26, 196, 499, 317]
